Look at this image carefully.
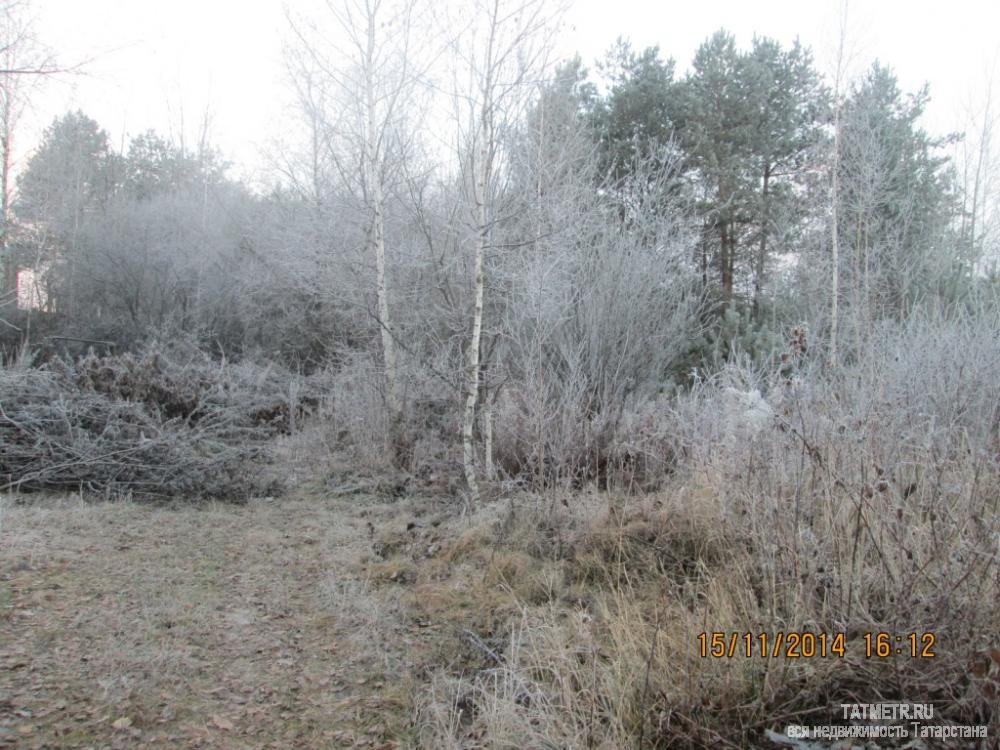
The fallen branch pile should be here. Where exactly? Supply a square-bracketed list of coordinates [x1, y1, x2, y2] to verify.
[0, 344, 321, 499]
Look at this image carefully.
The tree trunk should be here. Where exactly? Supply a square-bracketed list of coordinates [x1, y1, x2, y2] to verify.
[829, 3, 846, 369]
[700, 222, 709, 287]
[720, 221, 733, 298]
[462, 226, 486, 499]
[830, 116, 840, 368]
[482, 389, 494, 481]
[462, 109, 490, 500]
[753, 165, 770, 318]
[364, 8, 404, 468]
[372, 175, 405, 466]
[1, 103, 13, 295]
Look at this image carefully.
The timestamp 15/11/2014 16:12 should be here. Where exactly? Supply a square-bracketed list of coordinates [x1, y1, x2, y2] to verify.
[698, 632, 937, 659]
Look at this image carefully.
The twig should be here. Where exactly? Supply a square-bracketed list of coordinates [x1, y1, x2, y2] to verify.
[45, 335, 116, 348]
[637, 610, 661, 750]
[461, 628, 503, 665]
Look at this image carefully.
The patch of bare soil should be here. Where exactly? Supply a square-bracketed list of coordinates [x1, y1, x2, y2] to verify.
[0, 490, 438, 749]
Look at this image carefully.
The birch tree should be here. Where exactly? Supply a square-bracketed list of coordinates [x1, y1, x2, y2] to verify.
[449, 0, 559, 499]
[828, 0, 848, 367]
[287, 0, 420, 467]
[956, 70, 1000, 274]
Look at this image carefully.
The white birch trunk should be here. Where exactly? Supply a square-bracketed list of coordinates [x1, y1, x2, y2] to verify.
[482, 390, 494, 481]
[462, 109, 490, 500]
[830, 109, 840, 368]
[829, 2, 847, 369]
[363, 5, 403, 465]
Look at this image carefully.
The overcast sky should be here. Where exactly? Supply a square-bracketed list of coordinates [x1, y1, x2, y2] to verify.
[21, 0, 1000, 184]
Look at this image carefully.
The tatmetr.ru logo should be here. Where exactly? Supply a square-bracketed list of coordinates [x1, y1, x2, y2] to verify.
[841, 703, 934, 721]
[775, 701, 990, 745]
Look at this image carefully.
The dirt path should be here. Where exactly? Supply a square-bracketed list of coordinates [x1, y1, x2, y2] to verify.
[0, 493, 416, 749]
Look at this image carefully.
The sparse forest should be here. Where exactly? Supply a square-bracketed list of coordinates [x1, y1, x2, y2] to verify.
[1, 0, 998, 747]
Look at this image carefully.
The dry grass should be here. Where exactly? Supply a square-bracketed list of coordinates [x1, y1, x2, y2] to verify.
[2, 344, 998, 750]
[408, 470, 999, 749]
[2, 471, 997, 748]
[0, 490, 415, 749]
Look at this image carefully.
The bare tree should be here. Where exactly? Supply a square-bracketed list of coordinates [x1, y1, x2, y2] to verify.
[286, 0, 423, 467]
[956, 65, 1000, 273]
[0, 0, 56, 295]
[444, 0, 560, 499]
[828, 0, 848, 368]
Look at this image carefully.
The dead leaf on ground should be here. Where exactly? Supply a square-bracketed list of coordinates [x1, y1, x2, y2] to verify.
[112, 716, 133, 730]
[211, 714, 235, 731]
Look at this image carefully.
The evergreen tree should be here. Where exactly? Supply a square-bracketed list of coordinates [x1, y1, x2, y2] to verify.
[837, 63, 956, 326]
[591, 39, 676, 189]
[123, 130, 224, 200]
[742, 36, 827, 315]
[16, 111, 117, 232]
[672, 31, 826, 305]
[672, 31, 755, 300]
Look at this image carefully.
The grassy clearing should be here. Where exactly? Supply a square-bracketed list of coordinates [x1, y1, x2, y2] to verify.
[0, 490, 415, 749]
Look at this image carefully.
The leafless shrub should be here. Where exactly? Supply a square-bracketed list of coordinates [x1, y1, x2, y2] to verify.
[492, 152, 704, 490]
[662, 311, 1000, 727]
[492, 388, 680, 493]
[320, 346, 466, 493]
[321, 351, 392, 474]
[420, 311, 1000, 746]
